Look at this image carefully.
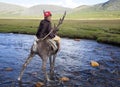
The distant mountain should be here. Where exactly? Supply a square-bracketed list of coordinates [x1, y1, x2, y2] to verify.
[0, 2, 71, 17]
[97, 0, 120, 11]
[0, 0, 120, 18]
[22, 5, 71, 16]
[0, 2, 26, 16]
[74, 5, 90, 11]
[75, 0, 120, 12]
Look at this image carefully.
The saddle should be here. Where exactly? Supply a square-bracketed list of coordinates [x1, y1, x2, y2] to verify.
[47, 39, 58, 51]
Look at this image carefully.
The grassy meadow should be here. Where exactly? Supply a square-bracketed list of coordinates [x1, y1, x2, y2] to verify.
[68, 11, 120, 19]
[0, 19, 120, 46]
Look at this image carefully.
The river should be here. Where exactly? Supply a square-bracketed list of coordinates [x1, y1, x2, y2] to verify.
[0, 33, 120, 87]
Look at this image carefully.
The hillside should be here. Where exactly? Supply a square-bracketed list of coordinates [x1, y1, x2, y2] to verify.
[0, 2, 26, 16]
[96, 0, 120, 11]
[0, 2, 71, 17]
[22, 5, 71, 16]
[68, 0, 120, 19]
[75, 0, 120, 12]
[0, 0, 120, 19]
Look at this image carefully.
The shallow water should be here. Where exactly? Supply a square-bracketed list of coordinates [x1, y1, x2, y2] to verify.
[0, 33, 120, 87]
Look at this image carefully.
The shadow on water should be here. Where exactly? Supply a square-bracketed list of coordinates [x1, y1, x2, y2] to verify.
[0, 33, 120, 87]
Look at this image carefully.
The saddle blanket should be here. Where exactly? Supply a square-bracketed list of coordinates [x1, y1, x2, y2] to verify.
[47, 39, 58, 51]
[32, 36, 58, 52]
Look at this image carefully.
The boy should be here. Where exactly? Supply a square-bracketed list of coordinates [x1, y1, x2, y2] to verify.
[36, 11, 60, 50]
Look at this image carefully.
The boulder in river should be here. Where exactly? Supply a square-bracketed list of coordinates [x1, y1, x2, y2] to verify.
[59, 77, 70, 82]
[32, 72, 38, 76]
[74, 39, 80, 41]
[90, 61, 99, 67]
[35, 82, 44, 87]
[5, 67, 13, 71]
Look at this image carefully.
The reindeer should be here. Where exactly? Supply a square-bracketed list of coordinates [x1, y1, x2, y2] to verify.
[18, 11, 66, 83]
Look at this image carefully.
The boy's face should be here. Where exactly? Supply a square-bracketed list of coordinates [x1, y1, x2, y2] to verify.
[47, 16, 52, 21]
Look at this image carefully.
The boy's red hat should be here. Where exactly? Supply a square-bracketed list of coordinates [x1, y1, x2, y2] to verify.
[44, 11, 52, 17]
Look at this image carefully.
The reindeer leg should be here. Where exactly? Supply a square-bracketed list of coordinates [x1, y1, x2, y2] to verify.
[51, 54, 57, 79]
[49, 56, 52, 76]
[18, 52, 35, 81]
[52, 55, 57, 72]
[42, 57, 50, 83]
[49, 56, 55, 80]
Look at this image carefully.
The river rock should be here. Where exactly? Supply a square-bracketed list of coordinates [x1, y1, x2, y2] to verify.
[32, 72, 38, 76]
[90, 61, 99, 67]
[5, 67, 13, 71]
[59, 77, 70, 82]
[35, 82, 44, 87]
[74, 39, 80, 41]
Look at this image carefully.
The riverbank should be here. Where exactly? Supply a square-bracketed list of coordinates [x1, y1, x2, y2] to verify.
[0, 19, 120, 46]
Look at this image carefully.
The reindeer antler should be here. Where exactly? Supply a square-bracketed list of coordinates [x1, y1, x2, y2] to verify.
[55, 11, 66, 30]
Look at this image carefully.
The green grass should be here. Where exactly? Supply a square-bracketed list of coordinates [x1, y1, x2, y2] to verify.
[67, 11, 120, 19]
[0, 11, 120, 20]
[0, 19, 120, 46]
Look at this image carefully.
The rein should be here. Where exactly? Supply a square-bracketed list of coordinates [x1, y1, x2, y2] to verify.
[42, 28, 54, 40]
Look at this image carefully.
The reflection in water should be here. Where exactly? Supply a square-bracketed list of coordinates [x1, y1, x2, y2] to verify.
[0, 33, 120, 86]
